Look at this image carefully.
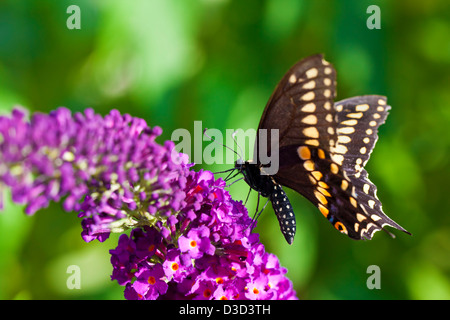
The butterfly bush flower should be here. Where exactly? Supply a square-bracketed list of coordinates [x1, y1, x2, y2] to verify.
[0, 107, 297, 300]
[0, 107, 189, 242]
[111, 170, 297, 300]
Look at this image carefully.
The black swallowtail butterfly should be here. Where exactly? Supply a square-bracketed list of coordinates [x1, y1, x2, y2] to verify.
[234, 54, 410, 244]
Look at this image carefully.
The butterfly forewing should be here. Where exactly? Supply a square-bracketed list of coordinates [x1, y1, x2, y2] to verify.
[257, 54, 338, 154]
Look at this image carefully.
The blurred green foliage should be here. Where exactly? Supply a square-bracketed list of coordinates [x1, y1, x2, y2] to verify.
[0, 0, 449, 300]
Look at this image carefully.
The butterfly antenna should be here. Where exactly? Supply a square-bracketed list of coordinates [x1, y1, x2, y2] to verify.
[213, 168, 236, 175]
[203, 128, 241, 158]
[231, 131, 245, 163]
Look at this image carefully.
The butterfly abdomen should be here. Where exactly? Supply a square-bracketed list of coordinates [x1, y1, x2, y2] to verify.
[270, 183, 296, 245]
[236, 161, 297, 244]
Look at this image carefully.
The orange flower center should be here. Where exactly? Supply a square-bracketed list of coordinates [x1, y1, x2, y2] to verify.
[203, 288, 212, 298]
[216, 277, 224, 284]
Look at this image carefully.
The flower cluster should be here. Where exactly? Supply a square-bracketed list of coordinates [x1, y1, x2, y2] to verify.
[110, 170, 297, 300]
[0, 107, 190, 242]
[0, 107, 297, 300]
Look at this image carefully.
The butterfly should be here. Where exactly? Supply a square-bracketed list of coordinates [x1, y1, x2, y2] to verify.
[234, 54, 410, 244]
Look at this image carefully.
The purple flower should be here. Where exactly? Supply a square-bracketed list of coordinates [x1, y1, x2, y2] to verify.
[178, 226, 215, 259]
[132, 264, 168, 299]
[0, 107, 298, 300]
[109, 169, 298, 300]
[0, 107, 191, 242]
[162, 249, 186, 282]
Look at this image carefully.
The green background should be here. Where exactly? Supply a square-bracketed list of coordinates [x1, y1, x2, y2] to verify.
[0, 0, 449, 300]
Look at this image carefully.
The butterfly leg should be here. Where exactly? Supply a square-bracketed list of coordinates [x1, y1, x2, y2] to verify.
[246, 193, 270, 233]
[226, 177, 243, 188]
[244, 187, 252, 206]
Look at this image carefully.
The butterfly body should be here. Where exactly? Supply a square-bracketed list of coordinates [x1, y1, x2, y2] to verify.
[236, 160, 296, 244]
[237, 54, 410, 244]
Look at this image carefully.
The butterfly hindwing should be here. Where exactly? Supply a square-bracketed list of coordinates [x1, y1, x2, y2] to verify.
[274, 144, 377, 239]
[331, 95, 410, 238]
[331, 95, 391, 175]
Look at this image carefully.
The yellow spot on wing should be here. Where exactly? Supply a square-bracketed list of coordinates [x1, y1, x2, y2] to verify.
[305, 68, 318, 78]
[305, 139, 319, 146]
[325, 114, 333, 122]
[371, 214, 381, 221]
[337, 135, 351, 144]
[356, 213, 366, 222]
[341, 119, 358, 126]
[303, 127, 319, 138]
[355, 104, 370, 112]
[350, 196, 358, 208]
[297, 146, 311, 160]
[331, 154, 344, 166]
[301, 91, 315, 101]
[346, 112, 363, 119]
[317, 149, 325, 159]
[311, 171, 323, 181]
[302, 115, 318, 125]
[301, 103, 316, 112]
[317, 186, 331, 197]
[289, 74, 297, 83]
[327, 127, 335, 135]
[303, 160, 315, 171]
[314, 190, 328, 205]
[318, 204, 329, 217]
[333, 143, 348, 154]
[318, 181, 329, 188]
[363, 184, 370, 194]
[337, 127, 355, 134]
[302, 80, 316, 89]
[330, 163, 339, 174]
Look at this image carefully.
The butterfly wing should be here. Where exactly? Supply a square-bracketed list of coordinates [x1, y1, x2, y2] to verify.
[331, 95, 410, 238]
[256, 55, 409, 239]
[256, 54, 337, 153]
